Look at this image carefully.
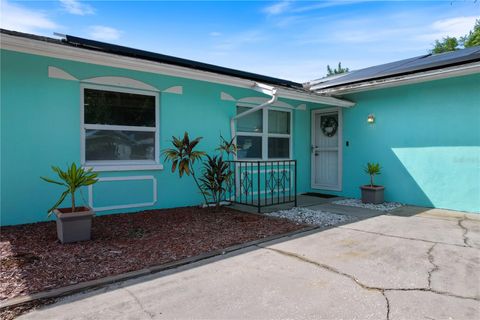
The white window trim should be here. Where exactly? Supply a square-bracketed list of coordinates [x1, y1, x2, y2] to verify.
[236, 105, 293, 161]
[80, 83, 161, 172]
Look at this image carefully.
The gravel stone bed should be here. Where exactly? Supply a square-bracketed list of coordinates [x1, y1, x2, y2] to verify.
[333, 198, 403, 211]
[265, 207, 356, 226]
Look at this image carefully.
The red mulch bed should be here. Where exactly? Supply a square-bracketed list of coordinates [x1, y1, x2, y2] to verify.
[0, 207, 304, 301]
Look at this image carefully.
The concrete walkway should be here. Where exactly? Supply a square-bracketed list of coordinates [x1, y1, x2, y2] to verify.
[19, 209, 480, 320]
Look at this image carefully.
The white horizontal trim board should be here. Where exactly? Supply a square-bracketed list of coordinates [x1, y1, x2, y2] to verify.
[82, 76, 159, 91]
[83, 164, 164, 172]
[84, 124, 156, 132]
[88, 175, 157, 211]
[2, 33, 351, 106]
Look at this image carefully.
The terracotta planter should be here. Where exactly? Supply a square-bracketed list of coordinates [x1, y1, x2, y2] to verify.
[54, 207, 94, 244]
[360, 185, 385, 204]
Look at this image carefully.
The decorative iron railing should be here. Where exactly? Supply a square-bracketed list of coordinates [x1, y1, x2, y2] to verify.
[226, 160, 297, 213]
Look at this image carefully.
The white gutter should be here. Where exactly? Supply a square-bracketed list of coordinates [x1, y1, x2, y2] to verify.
[230, 82, 277, 139]
[311, 62, 480, 95]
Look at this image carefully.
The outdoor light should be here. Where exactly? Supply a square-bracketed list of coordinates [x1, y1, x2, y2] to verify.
[367, 114, 375, 124]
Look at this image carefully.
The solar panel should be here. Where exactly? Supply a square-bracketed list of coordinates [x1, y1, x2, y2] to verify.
[314, 46, 480, 89]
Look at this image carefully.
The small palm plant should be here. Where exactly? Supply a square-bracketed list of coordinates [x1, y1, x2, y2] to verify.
[163, 132, 208, 204]
[364, 162, 381, 187]
[41, 163, 98, 216]
[199, 155, 232, 210]
[216, 135, 237, 159]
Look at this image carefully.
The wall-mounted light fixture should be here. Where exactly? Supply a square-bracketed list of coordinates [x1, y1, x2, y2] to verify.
[367, 114, 375, 124]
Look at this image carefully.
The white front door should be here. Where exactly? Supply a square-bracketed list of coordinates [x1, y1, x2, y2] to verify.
[311, 108, 342, 191]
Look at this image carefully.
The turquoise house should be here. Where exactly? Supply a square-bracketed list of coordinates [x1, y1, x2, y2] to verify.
[1, 29, 479, 226]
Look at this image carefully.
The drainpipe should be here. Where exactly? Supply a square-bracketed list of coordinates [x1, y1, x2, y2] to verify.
[230, 82, 278, 139]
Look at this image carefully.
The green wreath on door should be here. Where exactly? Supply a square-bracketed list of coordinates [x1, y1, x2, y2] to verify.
[321, 116, 338, 137]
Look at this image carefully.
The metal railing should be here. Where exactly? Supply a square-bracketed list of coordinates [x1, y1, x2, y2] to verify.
[226, 160, 297, 213]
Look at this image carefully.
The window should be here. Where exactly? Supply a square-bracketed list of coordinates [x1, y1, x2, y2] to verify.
[236, 105, 291, 160]
[81, 85, 159, 168]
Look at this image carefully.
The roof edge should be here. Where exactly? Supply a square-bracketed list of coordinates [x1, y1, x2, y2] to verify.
[312, 61, 480, 95]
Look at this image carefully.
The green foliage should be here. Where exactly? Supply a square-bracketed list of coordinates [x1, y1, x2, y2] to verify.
[431, 36, 459, 54]
[41, 163, 98, 215]
[216, 135, 237, 160]
[431, 19, 480, 53]
[162, 132, 208, 203]
[461, 19, 480, 48]
[199, 155, 233, 209]
[364, 162, 381, 187]
[326, 62, 349, 76]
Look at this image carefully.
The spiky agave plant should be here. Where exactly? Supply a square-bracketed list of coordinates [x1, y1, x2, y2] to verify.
[41, 163, 98, 216]
[162, 132, 208, 204]
[364, 162, 381, 187]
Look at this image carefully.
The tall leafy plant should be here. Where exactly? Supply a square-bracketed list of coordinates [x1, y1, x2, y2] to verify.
[364, 162, 381, 187]
[41, 163, 98, 215]
[163, 132, 208, 204]
[200, 135, 237, 209]
[199, 155, 232, 209]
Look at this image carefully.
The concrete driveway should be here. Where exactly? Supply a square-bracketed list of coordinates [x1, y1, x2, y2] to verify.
[20, 209, 480, 320]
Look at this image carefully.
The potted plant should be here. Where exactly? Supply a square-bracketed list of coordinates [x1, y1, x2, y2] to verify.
[41, 163, 98, 243]
[360, 162, 384, 204]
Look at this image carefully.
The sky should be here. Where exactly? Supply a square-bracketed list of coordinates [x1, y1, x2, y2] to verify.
[1, 0, 479, 82]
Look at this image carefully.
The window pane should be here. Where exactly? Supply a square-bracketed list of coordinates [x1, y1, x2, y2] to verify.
[237, 136, 262, 159]
[268, 137, 290, 159]
[268, 110, 290, 134]
[236, 106, 263, 133]
[84, 89, 155, 127]
[86, 129, 155, 161]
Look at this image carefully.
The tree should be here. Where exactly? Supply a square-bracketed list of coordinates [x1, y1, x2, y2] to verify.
[461, 19, 480, 47]
[326, 62, 349, 76]
[431, 36, 459, 54]
[430, 19, 480, 53]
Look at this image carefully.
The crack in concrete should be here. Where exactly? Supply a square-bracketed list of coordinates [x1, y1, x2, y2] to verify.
[261, 246, 480, 305]
[124, 288, 155, 319]
[458, 217, 472, 247]
[381, 291, 391, 320]
[339, 226, 473, 249]
[426, 243, 439, 289]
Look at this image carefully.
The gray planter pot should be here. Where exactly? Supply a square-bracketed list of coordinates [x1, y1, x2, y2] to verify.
[360, 185, 385, 204]
[54, 207, 94, 244]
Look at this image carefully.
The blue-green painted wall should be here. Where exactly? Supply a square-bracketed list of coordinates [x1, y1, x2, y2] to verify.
[1, 49, 479, 226]
[0, 50, 314, 225]
[309, 73, 480, 213]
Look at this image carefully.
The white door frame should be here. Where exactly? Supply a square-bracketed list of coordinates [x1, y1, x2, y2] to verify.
[311, 107, 343, 191]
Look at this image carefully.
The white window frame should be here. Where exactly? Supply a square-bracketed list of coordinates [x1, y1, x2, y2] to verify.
[235, 103, 293, 160]
[80, 83, 161, 172]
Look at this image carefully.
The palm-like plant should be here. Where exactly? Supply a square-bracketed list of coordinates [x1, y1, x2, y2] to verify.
[41, 163, 98, 215]
[199, 155, 232, 209]
[162, 132, 208, 203]
[364, 162, 381, 187]
[216, 135, 237, 159]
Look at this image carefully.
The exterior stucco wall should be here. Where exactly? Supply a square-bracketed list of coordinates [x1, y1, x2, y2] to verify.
[310, 73, 480, 213]
[0, 49, 314, 226]
[2, 49, 479, 226]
